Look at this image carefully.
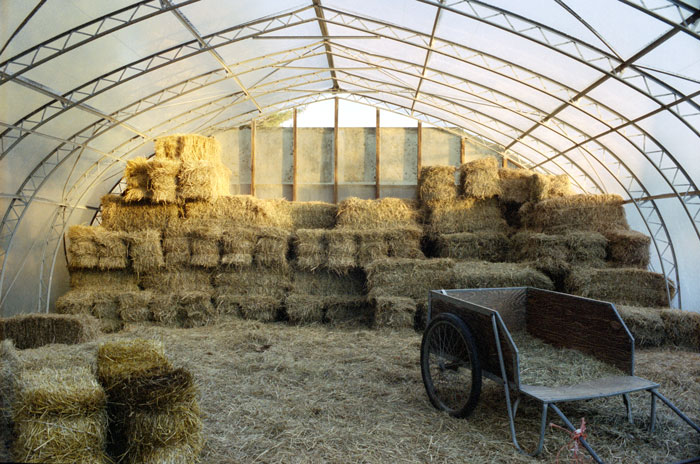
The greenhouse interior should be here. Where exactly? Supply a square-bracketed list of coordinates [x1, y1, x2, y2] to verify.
[0, 0, 699, 463]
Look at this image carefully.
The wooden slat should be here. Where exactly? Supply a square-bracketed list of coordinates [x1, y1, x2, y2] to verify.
[292, 108, 298, 202]
[502, 155, 508, 168]
[334, 97, 339, 204]
[449, 288, 527, 332]
[460, 137, 466, 165]
[250, 119, 256, 197]
[375, 108, 380, 199]
[417, 122, 422, 184]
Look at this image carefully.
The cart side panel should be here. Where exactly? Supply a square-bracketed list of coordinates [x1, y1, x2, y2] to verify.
[447, 288, 527, 332]
[431, 296, 518, 385]
[526, 288, 634, 374]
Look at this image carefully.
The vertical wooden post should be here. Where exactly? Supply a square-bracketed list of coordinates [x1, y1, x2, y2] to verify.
[502, 155, 508, 168]
[375, 108, 380, 199]
[333, 97, 339, 204]
[460, 136, 466, 165]
[417, 121, 422, 185]
[250, 119, 256, 197]
[292, 108, 298, 202]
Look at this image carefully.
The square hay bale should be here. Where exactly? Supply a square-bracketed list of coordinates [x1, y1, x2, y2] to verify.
[326, 229, 358, 273]
[427, 198, 508, 236]
[55, 291, 122, 334]
[529, 173, 572, 202]
[418, 166, 457, 207]
[366, 258, 456, 303]
[336, 197, 420, 229]
[178, 292, 216, 328]
[452, 261, 554, 291]
[0, 313, 101, 350]
[356, 230, 390, 267]
[177, 160, 231, 202]
[565, 267, 672, 308]
[459, 157, 501, 199]
[213, 268, 291, 298]
[293, 229, 327, 271]
[285, 294, 326, 324]
[254, 227, 289, 269]
[185, 195, 278, 226]
[126, 229, 164, 273]
[94, 229, 129, 270]
[149, 294, 182, 326]
[436, 232, 510, 262]
[386, 226, 425, 259]
[289, 201, 337, 229]
[67, 225, 99, 269]
[162, 234, 190, 267]
[604, 229, 650, 268]
[510, 231, 570, 276]
[189, 224, 222, 268]
[56, 290, 97, 316]
[372, 296, 416, 329]
[564, 231, 607, 266]
[100, 195, 179, 232]
[117, 291, 153, 323]
[147, 158, 180, 203]
[498, 168, 534, 204]
[224, 295, 281, 322]
[154, 134, 221, 163]
[221, 226, 255, 267]
[139, 269, 213, 293]
[134, 444, 200, 464]
[69, 270, 139, 291]
[519, 194, 629, 234]
[616, 305, 666, 348]
[0, 340, 19, 455]
[659, 308, 700, 350]
[291, 270, 365, 296]
[324, 296, 370, 326]
[124, 157, 151, 203]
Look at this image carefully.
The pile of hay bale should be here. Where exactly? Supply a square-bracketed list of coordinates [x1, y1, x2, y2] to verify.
[0, 313, 101, 349]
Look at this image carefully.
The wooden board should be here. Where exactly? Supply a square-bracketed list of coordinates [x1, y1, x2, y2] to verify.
[448, 288, 527, 332]
[526, 288, 633, 374]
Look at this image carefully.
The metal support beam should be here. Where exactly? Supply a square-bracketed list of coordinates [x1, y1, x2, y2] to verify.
[410, 0, 443, 115]
[312, 0, 340, 91]
[0, 0, 47, 57]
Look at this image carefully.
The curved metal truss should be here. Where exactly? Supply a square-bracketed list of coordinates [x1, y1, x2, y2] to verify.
[1, 0, 699, 314]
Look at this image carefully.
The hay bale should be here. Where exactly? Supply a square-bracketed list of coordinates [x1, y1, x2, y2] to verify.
[124, 157, 151, 203]
[452, 261, 554, 291]
[529, 172, 571, 202]
[418, 166, 457, 207]
[179, 292, 216, 328]
[55, 291, 122, 334]
[336, 197, 420, 229]
[565, 231, 607, 266]
[293, 229, 327, 271]
[213, 268, 291, 298]
[427, 198, 508, 236]
[69, 270, 139, 291]
[356, 230, 390, 267]
[459, 157, 501, 199]
[565, 267, 672, 307]
[162, 232, 190, 268]
[148, 158, 180, 203]
[372, 296, 416, 329]
[0, 313, 100, 350]
[604, 229, 650, 268]
[67, 225, 99, 269]
[616, 305, 666, 348]
[289, 201, 337, 229]
[93, 229, 128, 270]
[366, 258, 456, 303]
[520, 194, 629, 234]
[149, 294, 181, 326]
[498, 168, 533, 204]
[285, 294, 326, 324]
[139, 269, 213, 293]
[0, 340, 19, 457]
[136, 444, 200, 464]
[254, 227, 289, 269]
[177, 160, 231, 202]
[291, 270, 365, 296]
[436, 232, 510, 262]
[510, 231, 606, 274]
[100, 195, 179, 232]
[221, 226, 255, 267]
[228, 295, 281, 322]
[117, 291, 153, 323]
[154, 134, 221, 163]
[659, 308, 700, 350]
[126, 229, 164, 273]
[326, 229, 357, 273]
[189, 224, 222, 268]
[186, 196, 274, 226]
[324, 296, 370, 326]
[386, 226, 425, 259]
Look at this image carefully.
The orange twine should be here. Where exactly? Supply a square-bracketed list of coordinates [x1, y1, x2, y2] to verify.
[550, 418, 590, 464]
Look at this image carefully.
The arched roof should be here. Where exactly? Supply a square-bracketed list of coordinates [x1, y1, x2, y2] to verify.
[1, 0, 699, 314]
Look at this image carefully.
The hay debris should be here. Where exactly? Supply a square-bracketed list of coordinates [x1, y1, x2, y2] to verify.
[177, 160, 231, 202]
[336, 197, 420, 229]
[604, 229, 650, 268]
[372, 296, 416, 329]
[459, 157, 501, 199]
[529, 173, 571, 202]
[126, 229, 164, 273]
[289, 201, 337, 229]
[124, 157, 151, 203]
[285, 294, 326, 325]
[436, 232, 510, 262]
[565, 267, 672, 308]
[0, 313, 100, 349]
[139, 269, 213, 293]
[148, 158, 180, 203]
[154, 134, 221, 163]
[69, 270, 139, 291]
[326, 229, 358, 273]
[427, 198, 508, 236]
[418, 166, 457, 207]
[221, 226, 255, 267]
[67, 225, 99, 269]
[520, 194, 629, 234]
[117, 291, 153, 323]
[498, 168, 533, 204]
[189, 224, 222, 268]
[100, 195, 179, 232]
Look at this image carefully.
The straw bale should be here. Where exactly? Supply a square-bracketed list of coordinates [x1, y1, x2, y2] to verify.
[520, 194, 629, 234]
[254, 227, 289, 269]
[177, 160, 231, 202]
[149, 294, 182, 327]
[366, 258, 456, 303]
[235, 295, 282, 322]
[529, 172, 571, 202]
[154, 134, 221, 163]
[565, 267, 672, 307]
[285, 294, 326, 325]
[324, 296, 370, 326]
[148, 158, 180, 203]
[289, 201, 337, 229]
[213, 268, 291, 298]
[293, 229, 327, 271]
[94, 229, 129, 270]
[498, 168, 533, 204]
[291, 270, 365, 296]
[67, 225, 99, 269]
[186, 195, 277, 226]
[221, 226, 255, 267]
[162, 235, 190, 267]
[117, 291, 153, 323]
[100, 195, 179, 232]
[124, 157, 151, 203]
[336, 197, 420, 229]
[510, 231, 606, 275]
[326, 229, 358, 273]
[12, 411, 109, 464]
[0, 313, 100, 349]
[69, 270, 139, 291]
[565, 231, 607, 266]
[616, 305, 666, 348]
[105, 365, 195, 411]
[356, 230, 390, 267]
[98, 339, 167, 372]
[427, 198, 508, 236]
[372, 296, 416, 329]
[14, 366, 105, 418]
[459, 157, 501, 199]
[125, 229, 164, 273]
[0, 340, 19, 456]
[659, 308, 700, 350]
[386, 226, 425, 259]
[179, 291, 217, 328]
[189, 224, 222, 268]
[56, 290, 96, 316]
[452, 261, 554, 290]
[136, 444, 200, 464]
[56, 291, 122, 333]
[604, 229, 650, 268]
[418, 166, 457, 207]
[139, 269, 213, 293]
[436, 232, 510, 262]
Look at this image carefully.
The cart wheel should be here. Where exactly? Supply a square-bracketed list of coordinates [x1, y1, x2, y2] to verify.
[421, 312, 482, 418]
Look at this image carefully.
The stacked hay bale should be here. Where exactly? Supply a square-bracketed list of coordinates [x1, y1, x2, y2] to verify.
[0, 313, 100, 349]
[286, 271, 366, 325]
[616, 305, 700, 350]
[97, 339, 202, 463]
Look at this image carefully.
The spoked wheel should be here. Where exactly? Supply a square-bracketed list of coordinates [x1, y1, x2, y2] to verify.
[421, 312, 482, 418]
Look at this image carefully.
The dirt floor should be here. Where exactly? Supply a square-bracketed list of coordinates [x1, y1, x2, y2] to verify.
[4, 318, 700, 463]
